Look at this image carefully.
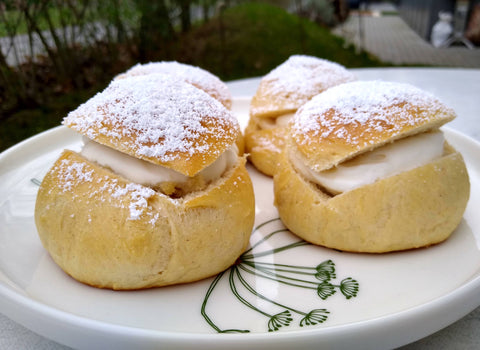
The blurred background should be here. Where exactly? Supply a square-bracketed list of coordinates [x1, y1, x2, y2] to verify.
[0, 0, 479, 152]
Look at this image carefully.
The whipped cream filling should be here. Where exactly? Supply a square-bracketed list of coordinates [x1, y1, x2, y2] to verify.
[80, 137, 238, 188]
[291, 131, 445, 195]
[258, 112, 295, 129]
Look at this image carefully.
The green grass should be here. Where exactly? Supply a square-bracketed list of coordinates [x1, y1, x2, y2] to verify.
[0, 2, 387, 152]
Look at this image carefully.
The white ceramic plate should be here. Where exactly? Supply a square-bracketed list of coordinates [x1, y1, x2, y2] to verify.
[1, 97, 480, 350]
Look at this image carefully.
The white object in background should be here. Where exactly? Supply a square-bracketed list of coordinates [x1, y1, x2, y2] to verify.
[431, 12, 453, 47]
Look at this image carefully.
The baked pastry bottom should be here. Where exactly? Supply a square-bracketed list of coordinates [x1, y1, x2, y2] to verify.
[273, 143, 470, 253]
[35, 150, 255, 290]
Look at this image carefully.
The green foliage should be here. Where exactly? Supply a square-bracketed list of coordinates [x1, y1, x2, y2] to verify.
[0, 6, 63, 37]
[175, 2, 384, 81]
[0, 85, 101, 151]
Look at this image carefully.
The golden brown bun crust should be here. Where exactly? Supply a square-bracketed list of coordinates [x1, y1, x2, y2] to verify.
[246, 55, 355, 176]
[115, 61, 232, 109]
[35, 150, 255, 290]
[273, 143, 470, 253]
[235, 132, 245, 156]
[244, 117, 286, 176]
[63, 74, 239, 177]
[292, 81, 456, 172]
[249, 55, 356, 119]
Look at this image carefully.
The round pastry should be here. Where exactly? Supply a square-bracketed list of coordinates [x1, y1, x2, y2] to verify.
[274, 80, 470, 253]
[116, 61, 245, 154]
[35, 74, 255, 290]
[245, 55, 356, 176]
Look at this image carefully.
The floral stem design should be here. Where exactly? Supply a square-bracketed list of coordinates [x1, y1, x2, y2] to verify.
[201, 218, 360, 333]
[238, 263, 319, 289]
[200, 271, 249, 334]
[242, 240, 310, 260]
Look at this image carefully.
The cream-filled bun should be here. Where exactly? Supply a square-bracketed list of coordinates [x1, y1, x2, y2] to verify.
[274, 80, 470, 253]
[35, 74, 255, 290]
[245, 55, 356, 176]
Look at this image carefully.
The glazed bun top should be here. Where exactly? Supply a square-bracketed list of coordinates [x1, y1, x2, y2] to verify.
[115, 61, 232, 109]
[63, 73, 240, 177]
[290, 80, 456, 172]
[250, 55, 356, 118]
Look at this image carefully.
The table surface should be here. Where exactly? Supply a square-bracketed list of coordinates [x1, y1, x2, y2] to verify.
[1, 67, 479, 349]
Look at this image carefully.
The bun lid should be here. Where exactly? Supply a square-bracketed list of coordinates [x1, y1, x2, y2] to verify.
[290, 80, 456, 172]
[63, 73, 240, 177]
[250, 55, 356, 118]
[115, 61, 232, 109]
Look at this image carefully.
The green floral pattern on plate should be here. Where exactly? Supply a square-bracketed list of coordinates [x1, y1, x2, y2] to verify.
[201, 218, 360, 333]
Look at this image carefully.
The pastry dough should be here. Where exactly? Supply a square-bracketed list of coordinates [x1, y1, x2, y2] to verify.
[245, 55, 356, 176]
[35, 74, 255, 289]
[274, 80, 470, 253]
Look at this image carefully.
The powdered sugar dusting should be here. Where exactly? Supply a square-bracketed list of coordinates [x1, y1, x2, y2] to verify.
[111, 183, 156, 220]
[53, 156, 161, 222]
[63, 74, 238, 163]
[118, 61, 231, 105]
[55, 159, 93, 191]
[293, 80, 454, 146]
[260, 55, 356, 106]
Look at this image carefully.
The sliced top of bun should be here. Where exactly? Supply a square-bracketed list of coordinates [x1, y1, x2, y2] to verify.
[250, 55, 356, 118]
[63, 74, 240, 177]
[115, 61, 232, 109]
[290, 80, 456, 172]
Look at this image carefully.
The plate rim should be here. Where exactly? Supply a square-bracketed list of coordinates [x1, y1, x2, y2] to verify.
[1, 120, 480, 349]
[1, 260, 480, 348]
